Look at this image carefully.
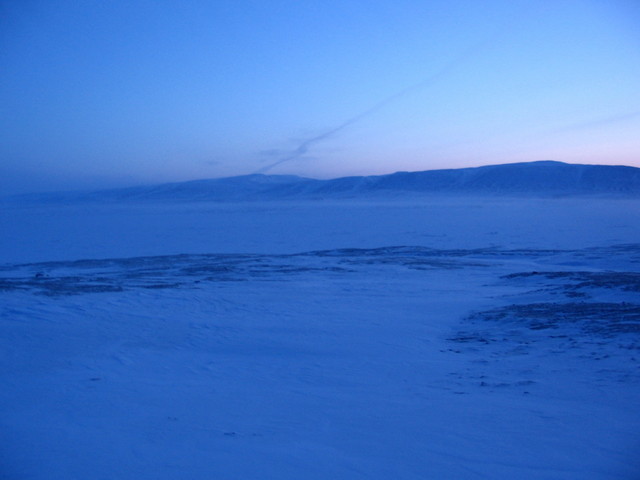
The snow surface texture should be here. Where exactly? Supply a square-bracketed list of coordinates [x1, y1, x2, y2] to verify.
[1, 196, 640, 479]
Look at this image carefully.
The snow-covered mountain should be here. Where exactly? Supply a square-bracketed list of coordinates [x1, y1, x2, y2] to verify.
[10, 161, 640, 203]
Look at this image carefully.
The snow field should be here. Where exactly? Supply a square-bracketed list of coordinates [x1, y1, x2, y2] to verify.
[1, 198, 639, 479]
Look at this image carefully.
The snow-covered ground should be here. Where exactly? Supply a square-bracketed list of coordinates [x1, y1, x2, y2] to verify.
[2, 197, 639, 263]
[1, 198, 639, 479]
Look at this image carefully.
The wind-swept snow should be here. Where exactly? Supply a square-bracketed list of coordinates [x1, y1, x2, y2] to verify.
[1, 196, 639, 479]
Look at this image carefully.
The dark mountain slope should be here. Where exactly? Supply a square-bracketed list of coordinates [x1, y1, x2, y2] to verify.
[7, 161, 640, 203]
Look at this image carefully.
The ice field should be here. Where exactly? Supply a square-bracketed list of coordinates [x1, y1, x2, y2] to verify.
[1, 197, 639, 479]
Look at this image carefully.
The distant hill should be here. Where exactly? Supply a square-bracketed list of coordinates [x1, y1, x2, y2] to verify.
[8, 161, 640, 203]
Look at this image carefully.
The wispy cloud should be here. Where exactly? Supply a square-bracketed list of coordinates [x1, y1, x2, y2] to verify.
[255, 40, 493, 174]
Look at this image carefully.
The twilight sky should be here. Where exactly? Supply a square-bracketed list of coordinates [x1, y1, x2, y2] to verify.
[1, 0, 639, 194]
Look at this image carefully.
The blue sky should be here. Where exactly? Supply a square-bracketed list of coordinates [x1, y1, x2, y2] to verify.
[1, 0, 639, 194]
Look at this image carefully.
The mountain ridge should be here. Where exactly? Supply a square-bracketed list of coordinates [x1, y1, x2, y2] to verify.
[7, 161, 640, 203]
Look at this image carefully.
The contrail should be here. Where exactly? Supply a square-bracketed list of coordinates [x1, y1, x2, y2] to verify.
[255, 40, 492, 175]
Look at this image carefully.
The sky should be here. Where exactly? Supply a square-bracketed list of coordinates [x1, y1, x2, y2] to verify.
[1, 0, 639, 194]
